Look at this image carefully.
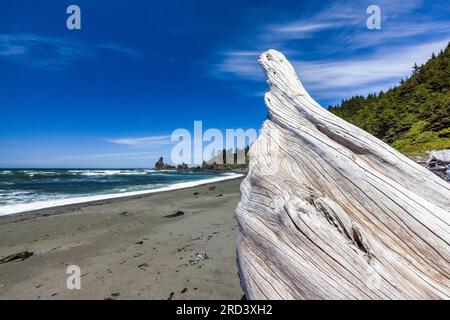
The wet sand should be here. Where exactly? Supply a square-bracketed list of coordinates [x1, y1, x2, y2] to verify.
[0, 178, 243, 300]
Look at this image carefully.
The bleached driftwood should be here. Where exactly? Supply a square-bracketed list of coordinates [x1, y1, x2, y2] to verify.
[428, 150, 450, 164]
[427, 150, 450, 181]
[236, 50, 450, 300]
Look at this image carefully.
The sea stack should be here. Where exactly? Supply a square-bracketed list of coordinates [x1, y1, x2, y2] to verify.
[154, 157, 175, 170]
[236, 50, 450, 299]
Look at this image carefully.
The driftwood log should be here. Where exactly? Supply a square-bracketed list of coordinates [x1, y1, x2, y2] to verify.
[427, 150, 450, 181]
[236, 50, 450, 299]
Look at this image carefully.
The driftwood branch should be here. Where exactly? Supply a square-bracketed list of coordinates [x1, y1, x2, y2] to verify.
[236, 50, 450, 300]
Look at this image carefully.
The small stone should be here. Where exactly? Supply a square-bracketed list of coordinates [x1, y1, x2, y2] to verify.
[138, 263, 148, 269]
[164, 211, 184, 218]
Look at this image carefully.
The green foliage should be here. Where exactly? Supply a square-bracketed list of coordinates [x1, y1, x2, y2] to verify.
[329, 42, 450, 155]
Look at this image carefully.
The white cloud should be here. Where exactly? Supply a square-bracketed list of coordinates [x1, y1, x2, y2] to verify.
[263, 3, 361, 42]
[106, 135, 172, 148]
[210, 0, 449, 104]
[213, 52, 262, 80]
[0, 33, 141, 70]
[295, 40, 448, 92]
[337, 20, 450, 51]
[61, 151, 161, 161]
[272, 22, 342, 37]
[262, 0, 445, 51]
[213, 39, 448, 103]
[0, 34, 91, 69]
[97, 43, 142, 59]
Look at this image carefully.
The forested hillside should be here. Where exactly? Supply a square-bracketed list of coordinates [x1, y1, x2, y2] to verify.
[328, 42, 450, 155]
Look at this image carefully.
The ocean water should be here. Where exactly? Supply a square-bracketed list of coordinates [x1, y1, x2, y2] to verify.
[0, 169, 241, 216]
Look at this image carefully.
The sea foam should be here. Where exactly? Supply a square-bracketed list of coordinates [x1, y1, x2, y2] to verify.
[0, 173, 243, 216]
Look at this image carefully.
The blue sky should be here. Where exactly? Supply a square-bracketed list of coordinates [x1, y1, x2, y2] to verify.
[0, 0, 449, 168]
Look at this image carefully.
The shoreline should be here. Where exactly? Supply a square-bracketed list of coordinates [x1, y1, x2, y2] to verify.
[0, 172, 245, 218]
[0, 177, 244, 299]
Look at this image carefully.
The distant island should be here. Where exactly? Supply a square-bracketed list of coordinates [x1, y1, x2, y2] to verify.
[329, 42, 450, 156]
[154, 147, 249, 173]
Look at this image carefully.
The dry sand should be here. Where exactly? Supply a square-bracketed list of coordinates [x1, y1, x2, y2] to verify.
[0, 178, 244, 300]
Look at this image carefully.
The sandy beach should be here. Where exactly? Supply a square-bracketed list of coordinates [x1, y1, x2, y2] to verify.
[0, 177, 244, 300]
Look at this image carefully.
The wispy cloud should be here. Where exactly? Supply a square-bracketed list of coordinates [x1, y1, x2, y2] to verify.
[215, 40, 448, 101]
[97, 43, 142, 59]
[271, 22, 343, 39]
[212, 51, 262, 81]
[209, 0, 450, 104]
[106, 135, 172, 148]
[61, 151, 160, 161]
[0, 34, 92, 70]
[0, 33, 141, 70]
[265, 5, 360, 42]
[295, 40, 449, 96]
[333, 20, 450, 52]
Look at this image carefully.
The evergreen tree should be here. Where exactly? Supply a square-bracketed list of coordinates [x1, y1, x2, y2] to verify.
[329, 42, 450, 155]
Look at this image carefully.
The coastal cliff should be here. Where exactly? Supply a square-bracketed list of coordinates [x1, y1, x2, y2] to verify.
[236, 50, 450, 299]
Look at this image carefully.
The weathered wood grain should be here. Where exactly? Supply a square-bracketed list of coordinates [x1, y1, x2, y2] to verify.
[236, 50, 450, 300]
